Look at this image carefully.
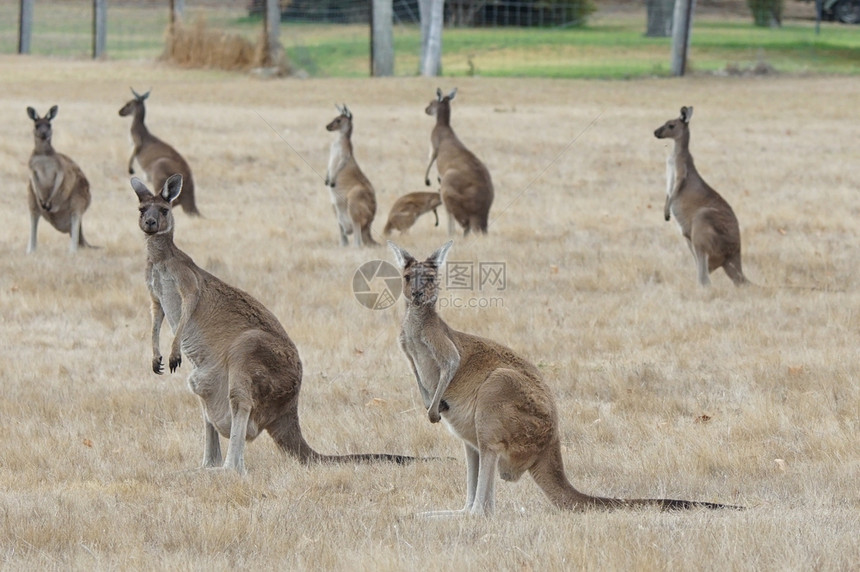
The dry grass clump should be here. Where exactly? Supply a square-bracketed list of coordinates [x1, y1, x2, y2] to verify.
[0, 57, 858, 569]
[163, 16, 288, 74]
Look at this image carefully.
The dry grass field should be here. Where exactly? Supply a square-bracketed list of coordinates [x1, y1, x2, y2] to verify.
[0, 55, 858, 570]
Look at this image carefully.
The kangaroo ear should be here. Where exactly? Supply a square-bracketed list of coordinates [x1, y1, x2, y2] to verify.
[436, 87, 443, 101]
[448, 88, 458, 101]
[388, 241, 416, 269]
[27, 107, 38, 121]
[131, 177, 153, 202]
[335, 103, 343, 114]
[140, 89, 151, 101]
[343, 104, 352, 119]
[46, 105, 58, 120]
[161, 174, 183, 204]
[680, 106, 693, 123]
[428, 240, 453, 268]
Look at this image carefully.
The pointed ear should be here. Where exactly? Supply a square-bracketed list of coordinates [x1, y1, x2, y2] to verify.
[388, 241, 416, 270]
[335, 103, 343, 114]
[680, 106, 693, 123]
[131, 177, 152, 202]
[131, 87, 140, 99]
[343, 104, 352, 119]
[141, 90, 151, 101]
[161, 174, 183, 204]
[436, 87, 443, 101]
[428, 240, 453, 268]
[448, 88, 457, 100]
[46, 105, 58, 121]
[27, 107, 38, 121]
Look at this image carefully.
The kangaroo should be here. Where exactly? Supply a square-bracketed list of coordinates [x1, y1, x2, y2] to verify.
[325, 104, 377, 247]
[383, 191, 443, 235]
[389, 240, 740, 516]
[26, 105, 93, 254]
[424, 88, 494, 236]
[119, 88, 200, 216]
[132, 174, 413, 474]
[654, 106, 747, 287]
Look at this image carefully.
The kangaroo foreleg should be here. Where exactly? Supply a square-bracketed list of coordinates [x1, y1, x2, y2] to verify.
[150, 298, 165, 374]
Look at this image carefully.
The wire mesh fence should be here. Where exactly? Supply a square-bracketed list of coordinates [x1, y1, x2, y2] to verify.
[1, 0, 852, 78]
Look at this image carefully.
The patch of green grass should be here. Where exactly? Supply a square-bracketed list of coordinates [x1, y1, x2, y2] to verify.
[1, 3, 857, 78]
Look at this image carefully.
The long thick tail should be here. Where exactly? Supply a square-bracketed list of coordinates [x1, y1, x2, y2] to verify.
[267, 410, 416, 465]
[530, 441, 742, 511]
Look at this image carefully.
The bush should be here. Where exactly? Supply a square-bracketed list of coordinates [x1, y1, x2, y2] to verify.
[748, 0, 783, 27]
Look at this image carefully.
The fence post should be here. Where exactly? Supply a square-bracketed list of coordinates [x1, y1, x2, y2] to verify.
[371, 0, 394, 76]
[670, 0, 695, 76]
[93, 0, 107, 59]
[18, 0, 33, 54]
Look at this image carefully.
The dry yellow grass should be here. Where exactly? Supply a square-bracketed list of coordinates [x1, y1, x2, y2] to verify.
[1, 55, 858, 569]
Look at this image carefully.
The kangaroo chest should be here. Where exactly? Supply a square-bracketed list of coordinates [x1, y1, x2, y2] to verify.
[147, 263, 183, 332]
[29, 155, 61, 195]
[665, 154, 689, 235]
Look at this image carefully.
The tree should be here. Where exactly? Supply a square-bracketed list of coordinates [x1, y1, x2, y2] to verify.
[420, 0, 444, 76]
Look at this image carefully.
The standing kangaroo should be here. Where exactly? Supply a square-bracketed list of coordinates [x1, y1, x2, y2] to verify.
[389, 240, 739, 516]
[26, 105, 93, 254]
[133, 174, 412, 473]
[654, 106, 747, 287]
[325, 104, 377, 247]
[424, 88, 494, 236]
[120, 88, 200, 216]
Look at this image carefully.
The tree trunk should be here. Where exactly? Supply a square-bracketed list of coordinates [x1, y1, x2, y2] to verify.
[372, 0, 394, 76]
[421, 0, 444, 76]
[670, 0, 695, 76]
[646, 0, 675, 37]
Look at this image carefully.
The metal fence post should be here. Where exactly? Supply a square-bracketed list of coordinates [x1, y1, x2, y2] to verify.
[18, 0, 33, 54]
[93, 0, 107, 59]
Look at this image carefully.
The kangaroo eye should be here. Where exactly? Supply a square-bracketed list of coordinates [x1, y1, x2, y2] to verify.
[160, 208, 169, 215]
[404, 275, 411, 283]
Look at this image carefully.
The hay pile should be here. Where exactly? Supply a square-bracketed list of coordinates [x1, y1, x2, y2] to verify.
[163, 16, 289, 75]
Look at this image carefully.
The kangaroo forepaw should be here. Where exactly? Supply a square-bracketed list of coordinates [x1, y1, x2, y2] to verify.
[169, 354, 182, 373]
[41, 201, 52, 212]
[428, 409, 441, 423]
[152, 356, 164, 375]
[425, 178, 431, 187]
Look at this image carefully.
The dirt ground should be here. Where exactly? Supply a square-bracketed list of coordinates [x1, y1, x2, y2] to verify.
[0, 56, 858, 569]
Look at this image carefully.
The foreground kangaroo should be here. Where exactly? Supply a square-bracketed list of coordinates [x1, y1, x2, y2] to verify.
[325, 104, 377, 247]
[120, 88, 200, 216]
[383, 191, 443, 235]
[389, 240, 739, 516]
[26, 105, 93, 254]
[133, 174, 412, 473]
[654, 106, 747, 286]
[424, 88, 494, 236]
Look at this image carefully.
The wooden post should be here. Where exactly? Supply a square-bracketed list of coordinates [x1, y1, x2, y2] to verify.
[92, 0, 107, 59]
[18, 0, 33, 54]
[670, 0, 695, 76]
[371, 0, 394, 76]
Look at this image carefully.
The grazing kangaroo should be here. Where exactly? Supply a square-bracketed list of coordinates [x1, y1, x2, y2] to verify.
[654, 106, 747, 287]
[389, 240, 740, 516]
[119, 88, 200, 216]
[424, 88, 494, 236]
[132, 174, 413, 473]
[383, 191, 443, 235]
[325, 104, 377, 247]
[26, 105, 93, 254]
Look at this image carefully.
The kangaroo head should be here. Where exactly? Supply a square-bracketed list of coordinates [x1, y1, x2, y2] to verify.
[654, 106, 693, 140]
[326, 103, 353, 133]
[27, 105, 58, 142]
[389, 240, 453, 307]
[132, 174, 182, 235]
[425, 87, 457, 117]
[119, 87, 150, 117]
